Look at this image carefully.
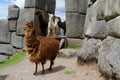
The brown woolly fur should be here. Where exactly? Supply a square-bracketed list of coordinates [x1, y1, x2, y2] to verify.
[24, 21, 59, 75]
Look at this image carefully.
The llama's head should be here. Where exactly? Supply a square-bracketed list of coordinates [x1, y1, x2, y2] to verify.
[48, 13, 54, 21]
[24, 21, 37, 36]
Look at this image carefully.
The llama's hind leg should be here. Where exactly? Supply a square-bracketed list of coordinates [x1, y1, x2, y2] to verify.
[49, 55, 57, 71]
[33, 63, 38, 75]
[41, 62, 45, 74]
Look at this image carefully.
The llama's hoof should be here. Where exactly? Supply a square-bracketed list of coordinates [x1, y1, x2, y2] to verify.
[48, 68, 52, 71]
[33, 72, 37, 75]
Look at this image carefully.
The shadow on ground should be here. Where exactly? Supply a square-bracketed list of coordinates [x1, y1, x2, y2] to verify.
[0, 74, 9, 80]
[36, 65, 66, 75]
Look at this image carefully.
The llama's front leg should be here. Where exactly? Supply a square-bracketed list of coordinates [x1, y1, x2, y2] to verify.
[53, 27, 56, 37]
[47, 28, 51, 37]
[33, 63, 38, 75]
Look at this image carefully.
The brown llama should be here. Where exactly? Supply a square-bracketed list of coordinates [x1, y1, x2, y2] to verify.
[24, 21, 59, 75]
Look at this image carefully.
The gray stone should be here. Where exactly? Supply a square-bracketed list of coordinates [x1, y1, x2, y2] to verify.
[98, 36, 120, 80]
[65, 0, 78, 13]
[65, 0, 88, 14]
[66, 13, 85, 38]
[84, 6, 107, 39]
[59, 49, 78, 58]
[45, 0, 56, 14]
[11, 32, 23, 49]
[78, 0, 88, 14]
[106, 16, 120, 38]
[0, 55, 8, 62]
[16, 8, 40, 36]
[0, 19, 11, 43]
[104, 0, 120, 21]
[9, 20, 17, 32]
[24, 0, 45, 10]
[85, 20, 107, 39]
[0, 44, 13, 55]
[8, 5, 20, 20]
[78, 38, 101, 63]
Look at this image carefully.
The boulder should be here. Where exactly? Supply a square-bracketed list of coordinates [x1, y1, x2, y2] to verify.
[24, 0, 45, 10]
[98, 36, 120, 80]
[106, 16, 120, 38]
[0, 19, 11, 43]
[16, 8, 40, 36]
[8, 20, 17, 32]
[8, 5, 20, 20]
[66, 13, 85, 38]
[11, 32, 23, 49]
[59, 49, 78, 58]
[104, 0, 120, 21]
[78, 38, 101, 64]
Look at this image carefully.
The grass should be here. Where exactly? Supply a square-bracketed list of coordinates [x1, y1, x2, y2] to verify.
[66, 44, 82, 50]
[0, 52, 25, 69]
[64, 70, 76, 75]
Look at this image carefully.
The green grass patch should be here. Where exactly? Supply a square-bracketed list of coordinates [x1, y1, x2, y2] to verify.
[0, 52, 25, 69]
[66, 44, 82, 50]
[64, 70, 76, 75]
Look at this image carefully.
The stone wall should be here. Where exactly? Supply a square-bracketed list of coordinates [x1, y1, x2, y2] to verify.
[78, 0, 120, 79]
[65, 0, 88, 38]
[0, 0, 56, 61]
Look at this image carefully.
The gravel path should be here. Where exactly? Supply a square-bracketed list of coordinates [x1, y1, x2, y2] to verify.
[0, 57, 104, 80]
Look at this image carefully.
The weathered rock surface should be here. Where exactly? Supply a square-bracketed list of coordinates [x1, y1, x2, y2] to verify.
[0, 55, 8, 62]
[65, 0, 88, 14]
[59, 49, 78, 58]
[9, 20, 17, 32]
[0, 44, 13, 55]
[104, 0, 120, 21]
[78, 38, 101, 63]
[11, 32, 23, 49]
[45, 0, 56, 14]
[8, 5, 20, 20]
[106, 16, 120, 38]
[0, 19, 11, 43]
[24, 0, 45, 10]
[66, 13, 85, 38]
[98, 36, 120, 80]
[16, 8, 40, 36]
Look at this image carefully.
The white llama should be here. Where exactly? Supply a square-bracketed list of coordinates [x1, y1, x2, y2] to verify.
[47, 13, 55, 37]
[54, 17, 60, 37]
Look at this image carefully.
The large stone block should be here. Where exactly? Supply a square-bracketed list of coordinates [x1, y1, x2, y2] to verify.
[78, 38, 101, 64]
[84, 6, 107, 39]
[98, 36, 120, 80]
[107, 16, 120, 38]
[24, 0, 45, 10]
[45, 0, 56, 14]
[16, 8, 40, 36]
[8, 5, 20, 20]
[0, 44, 13, 55]
[104, 0, 120, 21]
[9, 20, 17, 32]
[11, 32, 23, 49]
[65, 0, 88, 14]
[0, 19, 11, 43]
[65, 0, 78, 13]
[78, 0, 88, 14]
[0, 55, 9, 62]
[66, 13, 85, 38]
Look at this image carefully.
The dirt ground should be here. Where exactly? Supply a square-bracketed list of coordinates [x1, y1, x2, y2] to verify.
[0, 57, 105, 80]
